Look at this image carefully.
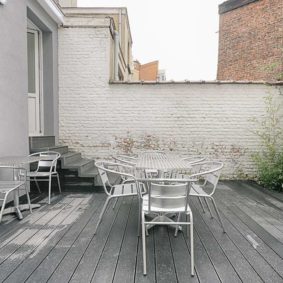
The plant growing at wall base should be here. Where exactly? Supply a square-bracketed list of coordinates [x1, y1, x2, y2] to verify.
[251, 92, 283, 191]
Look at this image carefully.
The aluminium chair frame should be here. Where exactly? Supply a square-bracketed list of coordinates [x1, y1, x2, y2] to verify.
[27, 151, 61, 204]
[94, 160, 143, 235]
[139, 178, 195, 276]
[190, 161, 225, 232]
[112, 155, 137, 186]
[182, 156, 206, 164]
[0, 166, 32, 223]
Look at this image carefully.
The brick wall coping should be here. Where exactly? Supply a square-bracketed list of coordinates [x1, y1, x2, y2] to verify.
[219, 0, 260, 14]
[110, 80, 283, 86]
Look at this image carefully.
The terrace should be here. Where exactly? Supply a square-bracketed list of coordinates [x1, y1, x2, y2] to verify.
[1, 0, 283, 282]
[0, 180, 283, 283]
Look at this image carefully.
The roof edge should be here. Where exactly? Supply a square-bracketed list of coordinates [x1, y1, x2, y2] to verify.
[37, 0, 64, 25]
[110, 80, 283, 86]
[219, 0, 260, 14]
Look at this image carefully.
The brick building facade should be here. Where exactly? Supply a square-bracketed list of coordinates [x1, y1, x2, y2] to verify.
[133, 60, 159, 81]
[217, 0, 283, 81]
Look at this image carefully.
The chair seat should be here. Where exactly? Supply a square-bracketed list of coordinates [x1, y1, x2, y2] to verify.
[142, 196, 192, 213]
[27, 171, 55, 177]
[190, 183, 208, 196]
[112, 183, 138, 196]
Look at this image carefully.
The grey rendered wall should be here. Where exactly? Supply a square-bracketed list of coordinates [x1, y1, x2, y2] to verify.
[27, 0, 59, 142]
[0, 0, 29, 156]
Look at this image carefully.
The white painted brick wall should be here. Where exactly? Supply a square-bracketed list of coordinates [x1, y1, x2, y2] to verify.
[58, 25, 283, 178]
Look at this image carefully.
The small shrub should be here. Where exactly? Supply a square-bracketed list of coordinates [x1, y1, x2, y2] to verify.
[253, 152, 283, 191]
[251, 92, 283, 191]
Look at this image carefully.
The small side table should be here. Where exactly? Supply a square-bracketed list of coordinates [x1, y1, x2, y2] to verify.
[0, 156, 41, 220]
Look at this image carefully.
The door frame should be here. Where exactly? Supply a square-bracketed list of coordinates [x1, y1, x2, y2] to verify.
[27, 19, 44, 136]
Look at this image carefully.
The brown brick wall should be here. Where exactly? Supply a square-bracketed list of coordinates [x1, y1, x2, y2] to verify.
[217, 0, 283, 81]
[139, 61, 159, 81]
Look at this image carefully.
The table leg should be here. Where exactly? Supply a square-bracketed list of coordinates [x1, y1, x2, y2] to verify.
[146, 214, 182, 232]
[13, 189, 23, 220]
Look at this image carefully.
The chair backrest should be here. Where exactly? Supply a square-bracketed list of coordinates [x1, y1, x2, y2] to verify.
[144, 179, 191, 213]
[190, 161, 223, 195]
[182, 156, 206, 164]
[95, 160, 136, 195]
[172, 157, 206, 179]
[30, 151, 60, 173]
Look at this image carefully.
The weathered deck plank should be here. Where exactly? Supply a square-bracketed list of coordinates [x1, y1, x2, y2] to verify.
[69, 198, 124, 283]
[91, 198, 133, 283]
[168, 230, 200, 283]
[24, 195, 98, 283]
[216, 183, 283, 259]
[221, 182, 283, 242]
[4, 194, 102, 283]
[216, 195, 283, 279]
[0, 195, 66, 251]
[0, 197, 76, 282]
[191, 202, 242, 283]
[0, 194, 58, 237]
[134, 228, 156, 283]
[236, 182, 283, 223]
[191, 199, 264, 283]
[0, 181, 282, 283]
[154, 226, 178, 283]
[112, 198, 140, 283]
[185, 226, 220, 283]
[44, 195, 104, 283]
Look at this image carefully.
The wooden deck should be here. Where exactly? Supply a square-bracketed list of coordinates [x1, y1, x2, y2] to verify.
[0, 181, 283, 283]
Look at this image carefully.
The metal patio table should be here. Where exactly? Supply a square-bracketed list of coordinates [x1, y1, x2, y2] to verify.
[135, 151, 192, 176]
[0, 156, 42, 220]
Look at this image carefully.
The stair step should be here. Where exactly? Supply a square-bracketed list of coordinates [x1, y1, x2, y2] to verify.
[29, 139, 101, 188]
[29, 136, 55, 149]
[79, 166, 98, 178]
[61, 152, 81, 165]
[79, 159, 95, 172]
[62, 158, 93, 170]
[30, 145, 69, 155]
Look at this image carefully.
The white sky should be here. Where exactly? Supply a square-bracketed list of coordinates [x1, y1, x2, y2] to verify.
[78, 0, 224, 81]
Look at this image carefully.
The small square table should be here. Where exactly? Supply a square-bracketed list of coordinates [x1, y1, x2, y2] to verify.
[0, 156, 42, 220]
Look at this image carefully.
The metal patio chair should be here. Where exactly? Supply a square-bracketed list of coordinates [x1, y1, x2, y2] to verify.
[140, 178, 194, 276]
[27, 151, 61, 204]
[159, 156, 206, 179]
[94, 160, 143, 235]
[182, 156, 206, 164]
[0, 166, 32, 223]
[190, 161, 225, 232]
[113, 154, 137, 183]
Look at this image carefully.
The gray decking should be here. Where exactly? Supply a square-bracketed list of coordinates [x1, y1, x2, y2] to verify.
[0, 181, 283, 283]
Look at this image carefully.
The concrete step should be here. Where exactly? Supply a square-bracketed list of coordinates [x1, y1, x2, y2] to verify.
[58, 171, 101, 192]
[62, 158, 93, 171]
[29, 138, 100, 189]
[29, 136, 55, 149]
[79, 166, 98, 178]
[60, 152, 81, 167]
[79, 158, 95, 173]
[30, 145, 69, 155]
